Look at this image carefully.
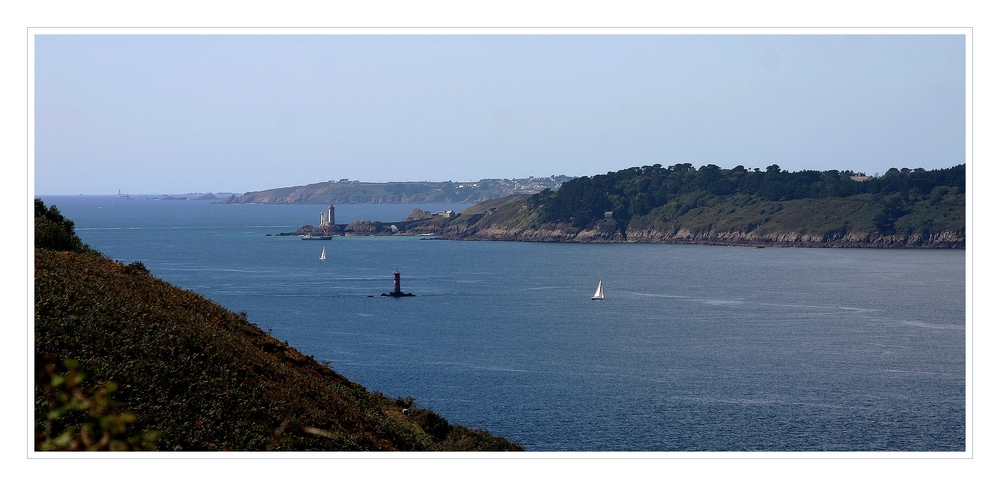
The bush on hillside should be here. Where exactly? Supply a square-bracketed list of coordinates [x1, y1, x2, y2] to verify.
[35, 353, 160, 451]
[34, 198, 92, 253]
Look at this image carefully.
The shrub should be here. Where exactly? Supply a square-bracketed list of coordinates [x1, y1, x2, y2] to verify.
[34, 198, 87, 253]
[35, 353, 160, 451]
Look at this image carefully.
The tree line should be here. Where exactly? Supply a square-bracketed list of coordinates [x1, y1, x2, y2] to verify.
[529, 163, 965, 229]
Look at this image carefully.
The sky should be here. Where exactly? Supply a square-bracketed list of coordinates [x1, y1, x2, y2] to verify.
[32, 32, 967, 195]
[10, 3, 997, 481]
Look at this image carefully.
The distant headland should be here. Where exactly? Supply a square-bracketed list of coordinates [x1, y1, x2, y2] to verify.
[219, 176, 574, 205]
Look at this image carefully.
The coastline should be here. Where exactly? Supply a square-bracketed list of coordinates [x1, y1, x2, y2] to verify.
[275, 218, 964, 249]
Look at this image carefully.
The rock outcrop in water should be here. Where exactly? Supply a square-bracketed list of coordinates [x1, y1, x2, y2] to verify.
[381, 269, 416, 297]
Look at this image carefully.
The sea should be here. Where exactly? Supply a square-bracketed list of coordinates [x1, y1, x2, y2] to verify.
[37, 195, 967, 452]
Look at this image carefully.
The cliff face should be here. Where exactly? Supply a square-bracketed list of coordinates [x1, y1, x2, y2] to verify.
[433, 223, 962, 248]
[437, 222, 625, 243]
[623, 228, 964, 248]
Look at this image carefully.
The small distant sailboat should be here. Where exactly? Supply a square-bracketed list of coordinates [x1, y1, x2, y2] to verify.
[591, 280, 604, 300]
[319, 246, 327, 261]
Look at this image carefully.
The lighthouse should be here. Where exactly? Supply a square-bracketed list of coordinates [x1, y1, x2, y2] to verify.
[319, 205, 335, 236]
[382, 268, 415, 297]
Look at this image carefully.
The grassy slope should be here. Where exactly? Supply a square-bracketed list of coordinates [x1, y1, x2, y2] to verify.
[629, 190, 965, 245]
[35, 248, 522, 452]
[237, 181, 434, 204]
[634, 191, 964, 234]
[422, 190, 964, 247]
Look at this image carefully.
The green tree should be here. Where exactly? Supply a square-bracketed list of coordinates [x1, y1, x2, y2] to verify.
[873, 194, 910, 235]
[35, 198, 89, 253]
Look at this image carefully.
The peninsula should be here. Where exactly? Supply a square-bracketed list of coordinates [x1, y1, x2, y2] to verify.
[284, 164, 964, 249]
[221, 176, 574, 205]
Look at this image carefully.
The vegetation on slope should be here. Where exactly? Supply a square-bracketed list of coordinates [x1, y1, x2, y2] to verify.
[531, 163, 963, 232]
[34, 199, 522, 451]
[407, 164, 964, 248]
[35, 198, 95, 254]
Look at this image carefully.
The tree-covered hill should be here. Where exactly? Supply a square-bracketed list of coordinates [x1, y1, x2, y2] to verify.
[34, 199, 522, 451]
[405, 164, 964, 248]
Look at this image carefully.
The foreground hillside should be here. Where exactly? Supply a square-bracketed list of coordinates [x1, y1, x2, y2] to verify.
[399, 164, 965, 248]
[34, 200, 521, 451]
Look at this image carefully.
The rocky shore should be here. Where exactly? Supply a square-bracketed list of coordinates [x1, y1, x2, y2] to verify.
[274, 204, 964, 249]
[433, 225, 963, 249]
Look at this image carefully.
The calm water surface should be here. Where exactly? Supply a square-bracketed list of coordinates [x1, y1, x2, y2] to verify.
[41, 196, 966, 451]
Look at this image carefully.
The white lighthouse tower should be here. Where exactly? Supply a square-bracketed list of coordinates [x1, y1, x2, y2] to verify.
[319, 204, 335, 236]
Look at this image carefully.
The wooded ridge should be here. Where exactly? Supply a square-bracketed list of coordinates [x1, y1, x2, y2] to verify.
[398, 164, 964, 248]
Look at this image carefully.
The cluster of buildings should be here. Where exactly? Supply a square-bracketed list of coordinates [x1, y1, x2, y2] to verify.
[474, 175, 574, 193]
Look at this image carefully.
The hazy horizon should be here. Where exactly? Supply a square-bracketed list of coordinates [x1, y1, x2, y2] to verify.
[33, 32, 966, 196]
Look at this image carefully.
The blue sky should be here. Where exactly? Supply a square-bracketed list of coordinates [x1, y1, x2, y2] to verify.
[33, 33, 966, 195]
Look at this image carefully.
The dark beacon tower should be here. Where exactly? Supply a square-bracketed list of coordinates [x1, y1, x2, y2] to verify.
[392, 269, 402, 294]
[382, 268, 414, 297]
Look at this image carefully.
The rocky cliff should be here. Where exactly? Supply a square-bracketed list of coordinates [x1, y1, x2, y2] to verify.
[434, 223, 962, 248]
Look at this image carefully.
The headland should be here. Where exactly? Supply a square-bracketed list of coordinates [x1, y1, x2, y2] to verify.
[270, 164, 964, 249]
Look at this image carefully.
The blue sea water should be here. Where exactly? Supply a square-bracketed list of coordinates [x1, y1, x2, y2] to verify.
[39, 195, 966, 451]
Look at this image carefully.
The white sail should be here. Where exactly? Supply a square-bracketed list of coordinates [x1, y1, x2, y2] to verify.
[591, 280, 604, 300]
[320, 246, 327, 261]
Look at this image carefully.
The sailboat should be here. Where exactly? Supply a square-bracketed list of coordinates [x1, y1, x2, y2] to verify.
[319, 246, 327, 261]
[591, 280, 604, 300]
